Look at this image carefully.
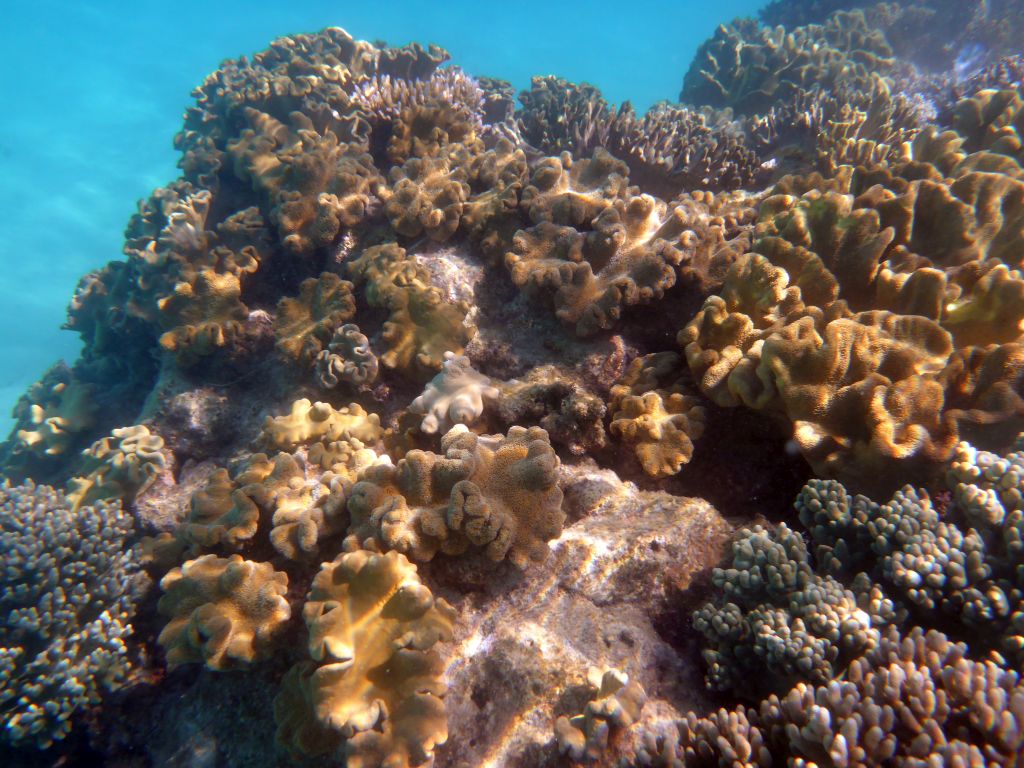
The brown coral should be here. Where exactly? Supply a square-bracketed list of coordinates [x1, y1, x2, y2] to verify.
[157, 554, 290, 670]
[274, 272, 357, 366]
[681, 160, 1024, 491]
[609, 353, 706, 478]
[348, 243, 474, 378]
[347, 424, 564, 567]
[259, 399, 383, 452]
[66, 425, 167, 511]
[274, 547, 455, 767]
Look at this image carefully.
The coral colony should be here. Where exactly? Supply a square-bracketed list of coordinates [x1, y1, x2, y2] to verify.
[4, 1, 1024, 765]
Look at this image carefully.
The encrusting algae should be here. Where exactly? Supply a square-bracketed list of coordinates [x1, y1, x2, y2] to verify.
[3, 2, 1024, 766]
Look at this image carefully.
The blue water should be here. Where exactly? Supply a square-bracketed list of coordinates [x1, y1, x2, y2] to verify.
[0, 0, 764, 431]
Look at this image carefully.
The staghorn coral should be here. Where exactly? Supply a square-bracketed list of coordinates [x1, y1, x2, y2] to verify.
[157, 554, 290, 670]
[554, 667, 647, 763]
[274, 547, 456, 767]
[609, 352, 706, 478]
[516, 76, 767, 195]
[274, 272, 356, 366]
[65, 425, 167, 512]
[693, 523, 884, 697]
[315, 323, 379, 389]
[347, 424, 563, 567]
[259, 398, 383, 451]
[409, 351, 498, 434]
[0, 482, 140, 748]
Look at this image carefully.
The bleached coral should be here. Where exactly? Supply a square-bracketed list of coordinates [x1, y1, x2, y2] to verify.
[409, 351, 498, 433]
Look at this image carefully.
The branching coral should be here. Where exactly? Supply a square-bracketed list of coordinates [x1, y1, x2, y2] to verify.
[693, 523, 885, 697]
[409, 352, 498, 433]
[554, 668, 647, 763]
[315, 323, 379, 389]
[66, 425, 167, 512]
[157, 554, 290, 670]
[0, 482, 140, 748]
[516, 76, 767, 195]
[274, 547, 456, 767]
[609, 352, 706, 478]
[347, 424, 563, 566]
[274, 272, 356, 366]
[797, 436, 1024, 663]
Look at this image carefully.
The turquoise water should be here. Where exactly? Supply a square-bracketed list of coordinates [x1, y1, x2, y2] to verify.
[0, 0, 764, 431]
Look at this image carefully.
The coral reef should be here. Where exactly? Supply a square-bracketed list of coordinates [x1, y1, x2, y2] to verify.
[0, 482, 140, 749]
[6, 10, 1024, 767]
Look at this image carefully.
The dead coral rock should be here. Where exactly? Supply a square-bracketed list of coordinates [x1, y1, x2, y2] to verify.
[436, 465, 730, 768]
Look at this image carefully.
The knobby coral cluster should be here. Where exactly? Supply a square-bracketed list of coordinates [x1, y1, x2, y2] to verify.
[3, 2, 1024, 766]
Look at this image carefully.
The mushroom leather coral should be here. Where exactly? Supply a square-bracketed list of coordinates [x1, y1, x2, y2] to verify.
[680, 161, 1024, 492]
[609, 352, 706, 478]
[347, 424, 564, 567]
[65, 425, 167, 512]
[274, 548, 456, 767]
[259, 399, 383, 451]
[347, 243, 473, 378]
[157, 554, 290, 670]
[554, 668, 648, 763]
[274, 272, 357, 366]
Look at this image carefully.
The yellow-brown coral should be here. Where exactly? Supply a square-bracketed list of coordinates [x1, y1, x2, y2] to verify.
[157, 554, 290, 670]
[275, 272, 357, 365]
[66, 425, 167, 511]
[609, 352, 706, 478]
[259, 399, 384, 451]
[348, 243, 474, 378]
[347, 424, 564, 567]
[274, 547, 455, 767]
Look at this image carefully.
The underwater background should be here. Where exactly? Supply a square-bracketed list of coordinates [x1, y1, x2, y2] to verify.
[0, 0, 765, 430]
